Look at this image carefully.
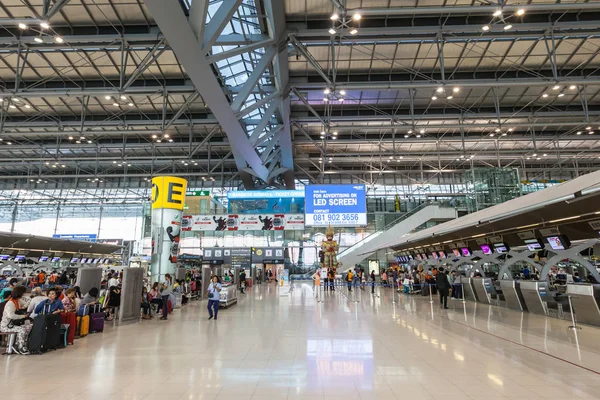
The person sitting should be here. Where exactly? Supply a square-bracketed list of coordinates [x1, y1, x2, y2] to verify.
[62, 288, 77, 313]
[141, 287, 152, 320]
[0, 278, 18, 301]
[0, 286, 33, 355]
[149, 282, 163, 315]
[27, 287, 49, 318]
[34, 288, 64, 315]
[80, 287, 100, 307]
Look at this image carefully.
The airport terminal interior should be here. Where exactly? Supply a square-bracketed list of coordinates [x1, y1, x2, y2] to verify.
[1, 0, 600, 399]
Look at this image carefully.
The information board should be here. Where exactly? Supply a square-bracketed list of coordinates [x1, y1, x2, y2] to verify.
[304, 184, 367, 227]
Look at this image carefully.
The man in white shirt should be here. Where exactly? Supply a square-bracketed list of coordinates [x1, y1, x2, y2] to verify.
[27, 287, 48, 318]
[108, 274, 120, 289]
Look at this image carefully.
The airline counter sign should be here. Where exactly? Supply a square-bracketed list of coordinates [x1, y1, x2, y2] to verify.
[152, 176, 188, 210]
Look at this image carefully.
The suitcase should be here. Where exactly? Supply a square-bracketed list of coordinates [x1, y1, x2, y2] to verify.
[76, 315, 90, 337]
[174, 293, 183, 309]
[167, 299, 173, 314]
[89, 304, 104, 333]
[60, 312, 76, 345]
[28, 312, 61, 354]
[60, 326, 68, 348]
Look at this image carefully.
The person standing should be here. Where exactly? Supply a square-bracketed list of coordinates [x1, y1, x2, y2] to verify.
[370, 270, 376, 294]
[207, 276, 222, 320]
[436, 267, 450, 309]
[313, 270, 321, 299]
[160, 274, 173, 321]
[239, 270, 247, 294]
[328, 268, 335, 291]
[346, 270, 354, 292]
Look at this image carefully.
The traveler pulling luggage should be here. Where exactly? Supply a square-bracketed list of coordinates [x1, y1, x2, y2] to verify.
[28, 304, 61, 354]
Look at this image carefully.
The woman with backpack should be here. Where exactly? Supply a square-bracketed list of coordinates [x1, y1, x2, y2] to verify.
[0, 286, 32, 354]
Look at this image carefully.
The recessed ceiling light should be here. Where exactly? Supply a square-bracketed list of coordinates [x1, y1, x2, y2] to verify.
[481, 25, 491, 31]
[80, 136, 85, 140]
[576, 131, 582, 135]
[75, 140, 81, 144]
[552, 85, 560, 90]
[34, 37, 43, 43]
[323, 97, 329, 102]
[339, 90, 346, 96]
[68, 136, 73, 140]
[128, 103, 134, 107]
[508, 128, 513, 132]
[18, 23, 27, 30]
[120, 95, 126, 100]
[9, 105, 16, 109]
[152, 134, 158, 139]
[501, 133, 507, 136]
[87, 140, 92, 144]
[164, 134, 170, 139]
[493, 10, 502, 17]
[332, 132, 338, 136]
[352, 13, 361, 21]
[40, 22, 50, 29]
[330, 14, 339, 20]
[542, 93, 548, 98]
[54, 36, 64, 43]
[24, 104, 30, 109]
[516, 9, 525, 16]
[503, 24, 513, 31]
[112, 103, 119, 107]
[436, 87, 444, 93]
[324, 88, 330, 95]
[349, 28, 358, 35]
[328, 28, 336, 35]
[6, 142, 12, 145]
[453, 87, 460, 93]
[586, 126, 592, 130]
[569, 85, 577, 90]
[404, 134, 409, 138]
[431, 96, 437, 100]
[408, 130, 413, 134]
[446, 95, 453, 100]
[105, 96, 111, 100]
[157, 139, 162, 143]
[419, 129, 425, 134]
[495, 128, 501, 132]
[416, 134, 421, 138]
[489, 133, 495, 137]
[558, 93, 565, 97]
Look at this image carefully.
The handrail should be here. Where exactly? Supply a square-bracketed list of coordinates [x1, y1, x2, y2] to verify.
[338, 202, 440, 258]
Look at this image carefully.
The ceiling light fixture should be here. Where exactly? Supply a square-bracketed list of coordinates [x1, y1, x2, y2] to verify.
[18, 23, 27, 30]
[453, 87, 460, 93]
[164, 134, 170, 138]
[404, 134, 409, 138]
[120, 95, 127, 100]
[586, 126, 592, 130]
[493, 10, 502, 17]
[75, 140, 81, 144]
[501, 133, 507, 136]
[416, 134, 422, 138]
[489, 133, 495, 137]
[352, 13, 361, 21]
[419, 129, 425, 134]
[128, 102, 134, 107]
[338, 98, 344, 102]
[339, 90, 346, 96]
[436, 87, 444, 93]
[332, 131, 338, 136]
[569, 85, 577, 90]
[558, 93, 565, 97]
[508, 128, 513, 132]
[80, 136, 85, 140]
[328, 28, 336, 35]
[516, 9, 525, 16]
[330, 13, 339, 20]
[431, 96, 437, 100]
[24, 104, 30, 109]
[324, 88, 330, 95]
[542, 93, 548, 98]
[446, 95, 453, 100]
[503, 24, 513, 30]
[68, 136, 73, 140]
[408, 130, 413, 134]
[349, 28, 358, 35]
[323, 97, 329, 102]
[552, 85, 560, 90]
[481, 25, 491, 31]
[54, 36, 64, 43]
[576, 131, 582, 135]
[87, 140, 92, 144]
[495, 128, 501, 132]
[113, 103, 119, 107]
[40, 22, 50, 29]
[34, 37, 43, 43]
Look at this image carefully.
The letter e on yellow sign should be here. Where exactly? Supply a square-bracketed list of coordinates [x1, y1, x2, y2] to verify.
[151, 176, 188, 210]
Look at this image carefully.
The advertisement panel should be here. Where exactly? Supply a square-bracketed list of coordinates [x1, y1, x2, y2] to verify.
[181, 214, 305, 231]
[305, 184, 368, 227]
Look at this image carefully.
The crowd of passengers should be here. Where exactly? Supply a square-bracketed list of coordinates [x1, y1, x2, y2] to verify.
[0, 269, 197, 355]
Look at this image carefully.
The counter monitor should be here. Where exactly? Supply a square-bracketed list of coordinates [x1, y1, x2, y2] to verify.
[493, 243, 510, 253]
[51, 257, 61, 262]
[461, 247, 472, 257]
[546, 235, 571, 250]
[524, 238, 543, 251]
[480, 244, 493, 255]
[452, 249, 461, 257]
[38, 256, 49, 262]
[438, 251, 446, 259]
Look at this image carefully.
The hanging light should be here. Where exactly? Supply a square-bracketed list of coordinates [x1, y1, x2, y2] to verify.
[516, 9, 525, 16]
[40, 21, 50, 29]
[339, 90, 346, 96]
[436, 87, 444, 93]
[324, 88, 331, 95]
[431, 96, 438, 100]
[481, 25, 491, 31]
[34, 37, 43, 43]
[54, 36, 64, 43]
[493, 10, 502, 17]
[503, 24, 513, 31]
[352, 13, 361, 21]
[328, 28, 336, 35]
[330, 13, 339, 20]
[349, 28, 358, 35]
[18, 23, 27, 30]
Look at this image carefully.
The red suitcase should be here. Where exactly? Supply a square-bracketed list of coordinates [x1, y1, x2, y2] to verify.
[168, 299, 173, 314]
[60, 312, 76, 345]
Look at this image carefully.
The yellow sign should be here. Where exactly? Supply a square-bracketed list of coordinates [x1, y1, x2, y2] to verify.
[151, 176, 188, 210]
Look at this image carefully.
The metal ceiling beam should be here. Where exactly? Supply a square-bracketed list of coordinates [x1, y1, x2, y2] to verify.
[351, 3, 600, 16]
[202, 0, 244, 51]
[0, 85, 197, 98]
[44, 0, 72, 19]
[291, 76, 600, 90]
[145, 0, 268, 186]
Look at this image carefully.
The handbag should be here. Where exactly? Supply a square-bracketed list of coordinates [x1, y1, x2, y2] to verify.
[7, 318, 26, 328]
[208, 292, 214, 299]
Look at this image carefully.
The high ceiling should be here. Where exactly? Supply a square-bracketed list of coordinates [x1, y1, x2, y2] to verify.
[0, 0, 599, 191]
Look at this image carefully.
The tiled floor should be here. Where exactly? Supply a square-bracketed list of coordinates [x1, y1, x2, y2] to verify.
[3, 282, 600, 400]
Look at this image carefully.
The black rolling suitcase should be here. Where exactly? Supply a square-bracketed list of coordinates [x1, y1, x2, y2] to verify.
[421, 283, 429, 297]
[28, 305, 62, 354]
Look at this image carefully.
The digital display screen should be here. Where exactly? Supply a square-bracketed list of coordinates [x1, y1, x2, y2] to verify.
[480, 244, 493, 255]
[416, 254, 422, 260]
[547, 236, 566, 250]
[51, 257, 60, 262]
[80, 257, 87, 263]
[103, 259, 110, 264]
[461, 247, 472, 257]
[92, 258, 100, 264]
[452, 249, 461, 257]
[86, 258, 94, 264]
[524, 238, 543, 251]
[438, 251, 446, 259]
[408, 255, 413, 260]
[493, 243, 510, 253]
[304, 184, 367, 227]
[39, 256, 49, 262]
[70, 257, 79, 263]
[14, 255, 25, 262]
[0, 255, 10, 261]
[431, 252, 438, 259]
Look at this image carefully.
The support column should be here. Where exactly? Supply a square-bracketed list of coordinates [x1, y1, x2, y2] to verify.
[150, 176, 188, 279]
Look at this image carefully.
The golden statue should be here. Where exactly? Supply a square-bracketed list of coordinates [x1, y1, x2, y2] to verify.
[321, 225, 339, 270]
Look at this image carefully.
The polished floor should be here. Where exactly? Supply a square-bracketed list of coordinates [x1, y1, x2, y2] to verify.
[3, 282, 600, 400]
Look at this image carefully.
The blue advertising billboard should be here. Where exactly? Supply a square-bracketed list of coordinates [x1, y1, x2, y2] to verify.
[52, 234, 97, 242]
[305, 184, 367, 226]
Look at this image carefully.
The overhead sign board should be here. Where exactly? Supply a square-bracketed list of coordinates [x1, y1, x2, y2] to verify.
[186, 190, 211, 197]
[152, 176, 187, 210]
[53, 234, 97, 241]
[227, 190, 304, 199]
[304, 184, 367, 227]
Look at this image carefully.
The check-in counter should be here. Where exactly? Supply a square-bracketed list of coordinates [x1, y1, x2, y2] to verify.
[472, 277, 495, 304]
[460, 276, 478, 301]
[500, 280, 527, 311]
[566, 284, 600, 327]
[219, 283, 238, 308]
[519, 281, 550, 315]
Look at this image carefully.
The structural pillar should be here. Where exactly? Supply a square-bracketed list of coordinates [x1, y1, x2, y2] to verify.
[150, 176, 188, 279]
